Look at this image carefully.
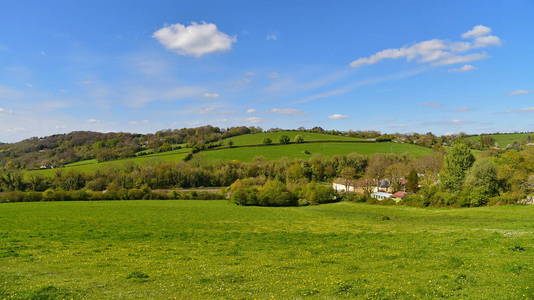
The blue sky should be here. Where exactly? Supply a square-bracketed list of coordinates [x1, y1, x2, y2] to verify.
[1, 0, 533, 142]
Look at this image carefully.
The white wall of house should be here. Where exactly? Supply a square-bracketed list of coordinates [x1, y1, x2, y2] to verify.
[332, 182, 355, 193]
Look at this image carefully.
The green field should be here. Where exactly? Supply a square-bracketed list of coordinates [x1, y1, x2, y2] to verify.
[465, 133, 534, 147]
[0, 201, 532, 299]
[198, 142, 433, 162]
[29, 148, 191, 176]
[224, 131, 364, 146]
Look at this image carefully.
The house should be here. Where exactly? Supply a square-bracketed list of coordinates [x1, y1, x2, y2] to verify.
[372, 179, 394, 193]
[371, 192, 393, 200]
[332, 178, 365, 193]
[391, 191, 408, 202]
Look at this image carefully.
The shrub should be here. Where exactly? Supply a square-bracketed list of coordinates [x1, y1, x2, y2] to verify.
[294, 135, 304, 143]
[488, 192, 524, 206]
[343, 193, 368, 203]
[279, 135, 291, 144]
[298, 182, 336, 205]
[263, 137, 273, 145]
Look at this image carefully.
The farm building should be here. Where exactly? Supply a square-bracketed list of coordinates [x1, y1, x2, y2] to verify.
[371, 192, 393, 200]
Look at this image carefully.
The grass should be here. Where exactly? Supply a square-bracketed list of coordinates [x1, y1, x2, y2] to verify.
[223, 131, 364, 146]
[28, 148, 191, 176]
[197, 142, 433, 162]
[465, 133, 534, 147]
[0, 200, 532, 299]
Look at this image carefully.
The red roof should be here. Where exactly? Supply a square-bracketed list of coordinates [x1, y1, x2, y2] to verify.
[392, 191, 408, 198]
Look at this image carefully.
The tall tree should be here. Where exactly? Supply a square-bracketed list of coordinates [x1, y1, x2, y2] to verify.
[406, 169, 419, 192]
[440, 141, 475, 191]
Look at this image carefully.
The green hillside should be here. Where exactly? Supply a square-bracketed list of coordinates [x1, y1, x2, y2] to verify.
[1, 200, 532, 299]
[197, 142, 432, 162]
[465, 133, 534, 147]
[28, 148, 191, 176]
[223, 131, 364, 146]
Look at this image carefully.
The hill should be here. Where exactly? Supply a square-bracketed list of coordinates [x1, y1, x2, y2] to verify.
[1, 200, 531, 299]
[197, 142, 432, 162]
[222, 131, 365, 146]
[465, 132, 534, 147]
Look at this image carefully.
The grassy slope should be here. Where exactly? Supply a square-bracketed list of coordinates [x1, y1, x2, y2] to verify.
[198, 142, 432, 162]
[466, 133, 534, 147]
[0, 201, 532, 299]
[224, 131, 364, 146]
[29, 148, 191, 176]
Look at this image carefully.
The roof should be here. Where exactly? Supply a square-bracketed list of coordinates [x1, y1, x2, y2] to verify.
[392, 191, 408, 198]
[372, 192, 393, 197]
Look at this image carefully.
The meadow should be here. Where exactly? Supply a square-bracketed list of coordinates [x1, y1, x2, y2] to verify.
[465, 133, 534, 147]
[197, 142, 432, 162]
[0, 200, 532, 299]
[27, 148, 191, 176]
[223, 131, 364, 146]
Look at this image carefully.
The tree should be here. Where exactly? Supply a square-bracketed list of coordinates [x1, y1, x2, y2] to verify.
[406, 169, 419, 192]
[480, 135, 496, 149]
[465, 159, 500, 198]
[227, 140, 234, 147]
[279, 135, 290, 144]
[440, 141, 475, 191]
[263, 137, 273, 145]
[294, 135, 304, 143]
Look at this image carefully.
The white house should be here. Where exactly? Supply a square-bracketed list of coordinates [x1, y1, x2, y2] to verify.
[371, 192, 393, 200]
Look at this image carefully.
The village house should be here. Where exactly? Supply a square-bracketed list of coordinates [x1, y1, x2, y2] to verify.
[332, 178, 409, 202]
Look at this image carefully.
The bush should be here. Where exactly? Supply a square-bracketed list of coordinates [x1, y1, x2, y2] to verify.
[294, 135, 304, 143]
[297, 182, 336, 205]
[279, 135, 291, 144]
[263, 137, 273, 145]
[488, 192, 524, 206]
[343, 193, 368, 203]
[258, 180, 297, 206]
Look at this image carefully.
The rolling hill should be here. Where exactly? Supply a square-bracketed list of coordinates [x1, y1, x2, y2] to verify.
[197, 142, 432, 162]
[465, 133, 534, 147]
[222, 131, 365, 146]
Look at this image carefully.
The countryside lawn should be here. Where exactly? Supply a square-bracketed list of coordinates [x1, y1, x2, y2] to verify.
[1, 201, 532, 299]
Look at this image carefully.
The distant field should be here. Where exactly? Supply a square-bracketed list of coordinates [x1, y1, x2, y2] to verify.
[28, 148, 191, 176]
[197, 142, 432, 162]
[465, 133, 534, 147]
[0, 200, 532, 299]
[223, 131, 364, 146]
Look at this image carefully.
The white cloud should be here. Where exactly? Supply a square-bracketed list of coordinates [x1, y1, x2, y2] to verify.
[448, 64, 477, 72]
[25, 83, 33, 88]
[328, 114, 349, 120]
[86, 119, 99, 123]
[128, 120, 149, 125]
[266, 33, 278, 41]
[268, 72, 280, 79]
[203, 92, 220, 98]
[420, 102, 443, 107]
[270, 108, 304, 115]
[504, 107, 534, 113]
[0, 108, 6, 113]
[349, 25, 499, 68]
[462, 25, 491, 38]
[244, 72, 256, 76]
[509, 90, 530, 95]
[153, 22, 236, 57]
[127, 85, 205, 107]
[246, 108, 257, 113]
[453, 107, 473, 112]
[244, 117, 263, 124]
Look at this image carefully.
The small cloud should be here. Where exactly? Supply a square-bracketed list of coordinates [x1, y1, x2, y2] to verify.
[203, 92, 220, 98]
[270, 108, 304, 115]
[40, 51, 47, 56]
[328, 114, 349, 120]
[386, 123, 407, 128]
[128, 120, 149, 125]
[268, 72, 280, 79]
[244, 117, 263, 124]
[86, 119, 99, 124]
[420, 102, 443, 107]
[452, 107, 473, 112]
[153, 22, 236, 57]
[244, 72, 256, 77]
[266, 33, 278, 41]
[451, 119, 463, 124]
[0, 107, 7, 113]
[503, 107, 534, 113]
[25, 83, 33, 88]
[462, 25, 492, 38]
[448, 64, 476, 72]
[246, 108, 257, 113]
[509, 90, 530, 95]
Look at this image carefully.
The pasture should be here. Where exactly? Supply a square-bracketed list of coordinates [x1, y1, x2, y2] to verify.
[223, 131, 364, 146]
[27, 148, 191, 176]
[0, 200, 532, 299]
[197, 142, 433, 162]
[465, 133, 534, 147]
